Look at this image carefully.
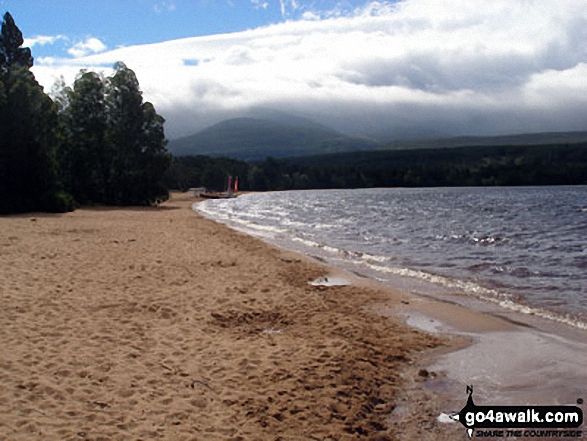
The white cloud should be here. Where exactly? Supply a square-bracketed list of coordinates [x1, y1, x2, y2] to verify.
[279, 0, 300, 17]
[67, 38, 107, 58]
[32, 0, 587, 140]
[23, 34, 66, 48]
[301, 11, 320, 20]
[250, 0, 269, 10]
[153, 0, 176, 14]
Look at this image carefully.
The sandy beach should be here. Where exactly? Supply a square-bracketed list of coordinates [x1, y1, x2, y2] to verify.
[0, 192, 463, 441]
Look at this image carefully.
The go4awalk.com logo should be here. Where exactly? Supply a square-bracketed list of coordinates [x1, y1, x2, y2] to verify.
[450, 386, 584, 439]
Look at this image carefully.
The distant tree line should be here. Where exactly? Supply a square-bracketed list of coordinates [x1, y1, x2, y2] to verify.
[165, 143, 587, 192]
[0, 12, 169, 214]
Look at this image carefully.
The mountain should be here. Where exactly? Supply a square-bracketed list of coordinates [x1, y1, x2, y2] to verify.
[167, 116, 380, 161]
[382, 131, 587, 150]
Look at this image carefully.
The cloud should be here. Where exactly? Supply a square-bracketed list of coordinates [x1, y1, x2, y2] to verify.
[67, 37, 107, 58]
[153, 0, 176, 14]
[32, 0, 587, 140]
[250, 0, 269, 10]
[23, 35, 66, 48]
[279, 0, 300, 17]
[301, 11, 320, 20]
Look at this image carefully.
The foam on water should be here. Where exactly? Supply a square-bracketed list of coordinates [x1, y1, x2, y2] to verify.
[195, 187, 587, 330]
[196, 189, 587, 411]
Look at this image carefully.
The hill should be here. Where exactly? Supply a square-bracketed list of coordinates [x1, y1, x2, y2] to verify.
[383, 131, 587, 150]
[166, 117, 380, 160]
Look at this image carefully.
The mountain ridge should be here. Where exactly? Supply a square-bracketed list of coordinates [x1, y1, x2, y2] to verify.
[167, 108, 587, 161]
[167, 116, 380, 160]
[383, 131, 587, 150]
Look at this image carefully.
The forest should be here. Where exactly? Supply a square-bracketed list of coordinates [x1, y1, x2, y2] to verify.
[164, 143, 587, 192]
[0, 12, 169, 214]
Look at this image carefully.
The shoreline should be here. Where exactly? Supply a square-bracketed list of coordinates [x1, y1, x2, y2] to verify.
[294, 261, 587, 438]
[197, 188, 587, 333]
[0, 192, 456, 440]
[196, 193, 587, 437]
[2, 192, 584, 439]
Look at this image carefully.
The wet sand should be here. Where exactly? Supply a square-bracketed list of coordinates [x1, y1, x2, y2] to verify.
[371, 294, 587, 440]
[195, 191, 587, 439]
[0, 192, 452, 441]
[393, 292, 587, 404]
[3, 192, 585, 440]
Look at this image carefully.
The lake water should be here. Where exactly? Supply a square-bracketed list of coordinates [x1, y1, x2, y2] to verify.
[196, 186, 587, 330]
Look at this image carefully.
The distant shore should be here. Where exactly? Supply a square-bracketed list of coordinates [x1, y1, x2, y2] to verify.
[1, 192, 467, 440]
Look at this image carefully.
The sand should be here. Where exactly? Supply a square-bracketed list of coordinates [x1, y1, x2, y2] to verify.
[0, 192, 456, 441]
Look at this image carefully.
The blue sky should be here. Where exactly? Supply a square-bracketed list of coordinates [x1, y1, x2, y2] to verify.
[3, 1, 587, 140]
[5, 0, 370, 59]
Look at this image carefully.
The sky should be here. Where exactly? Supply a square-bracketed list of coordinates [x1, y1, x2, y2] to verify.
[3, 0, 587, 140]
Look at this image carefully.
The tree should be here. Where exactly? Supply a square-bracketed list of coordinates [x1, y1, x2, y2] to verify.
[0, 12, 32, 74]
[0, 12, 71, 213]
[104, 62, 170, 205]
[0, 13, 167, 211]
[55, 62, 170, 206]
[139, 101, 170, 201]
[61, 71, 109, 203]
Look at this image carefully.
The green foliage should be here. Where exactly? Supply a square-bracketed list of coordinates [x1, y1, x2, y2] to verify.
[165, 143, 587, 192]
[61, 71, 108, 203]
[284, 143, 587, 188]
[383, 132, 587, 151]
[57, 62, 170, 206]
[164, 155, 247, 191]
[44, 190, 77, 213]
[0, 12, 32, 74]
[1, 12, 169, 213]
[0, 12, 67, 214]
[139, 102, 171, 202]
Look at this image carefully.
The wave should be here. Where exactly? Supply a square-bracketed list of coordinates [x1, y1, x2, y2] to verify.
[288, 232, 587, 330]
[194, 188, 587, 332]
[289, 237, 392, 263]
[196, 202, 289, 238]
[361, 262, 587, 330]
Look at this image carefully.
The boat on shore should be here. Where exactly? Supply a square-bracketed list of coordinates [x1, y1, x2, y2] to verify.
[199, 191, 236, 199]
[198, 176, 239, 199]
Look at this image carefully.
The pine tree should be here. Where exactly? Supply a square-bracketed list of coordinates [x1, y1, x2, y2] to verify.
[104, 62, 169, 205]
[62, 71, 109, 203]
[0, 12, 71, 213]
[0, 12, 32, 74]
[56, 62, 169, 206]
[140, 101, 170, 202]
